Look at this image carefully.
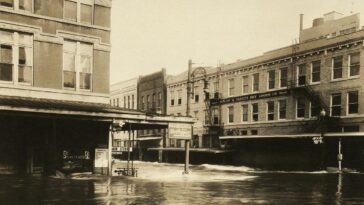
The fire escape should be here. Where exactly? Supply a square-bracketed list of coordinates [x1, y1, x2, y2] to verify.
[288, 40, 340, 133]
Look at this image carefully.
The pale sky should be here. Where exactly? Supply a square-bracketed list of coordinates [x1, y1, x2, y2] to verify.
[110, 0, 364, 84]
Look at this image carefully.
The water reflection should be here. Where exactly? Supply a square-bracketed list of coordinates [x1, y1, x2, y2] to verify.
[1, 162, 364, 204]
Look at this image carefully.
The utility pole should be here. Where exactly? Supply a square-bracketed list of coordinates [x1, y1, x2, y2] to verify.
[184, 59, 193, 174]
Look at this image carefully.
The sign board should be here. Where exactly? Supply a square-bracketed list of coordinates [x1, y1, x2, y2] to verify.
[94, 148, 108, 168]
[169, 123, 192, 140]
[210, 89, 291, 105]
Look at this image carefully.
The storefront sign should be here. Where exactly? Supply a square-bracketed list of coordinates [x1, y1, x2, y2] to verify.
[169, 123, 192, 140]
[210, 89, 291, 105]
[94, 148, 108, 168]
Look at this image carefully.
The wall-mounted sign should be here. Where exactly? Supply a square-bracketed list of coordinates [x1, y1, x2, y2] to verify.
[169, 123, 192, 140]
[210, 89, 291, 106]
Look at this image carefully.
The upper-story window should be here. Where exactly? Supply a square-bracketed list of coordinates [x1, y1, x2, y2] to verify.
[0, 0, 32, 11]
[157, 92, 161, 108]
[332, 56, 343, 79]
[128, 95, 130, 109]
[132, 94, 135, 109]
[311, 60, 320, 83]
[310, 101, 320, 118]
[0, 30, 33, 85]
[212, 108, 219, 125]
[146, 95, 150, 109]
[268, 70, 275, 90]
[123, 96, 126, 108]
[279, 67, 287, 88]
[278, 99, 286, 119]
[349, 53, 360, 77]
[170, 91, 175, 106]
[241, 104, 248, 122]
[242, 76, 249, 94]
[228, 78, 234, 96]
[331, 93, 341, 116]
[63, 40, 93, 91]
[177, 90, 182, 105]
[296, 98, 305, 118]
[252, 103, 259, 122]
[267, 101, 274, 120]
[212, 81, 219, 93]
[297, 64, 306, 86]
[64, 0, 93, 24]
[228, 106, 234, 123]
[348, 91, 359, 114]
[141, 96, 145, 110]
[252, 73, 259, 92]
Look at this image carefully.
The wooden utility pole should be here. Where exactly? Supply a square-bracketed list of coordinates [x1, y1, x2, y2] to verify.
[184, 59, 193, 174]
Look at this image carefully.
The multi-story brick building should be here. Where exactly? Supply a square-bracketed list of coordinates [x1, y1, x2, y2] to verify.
[110, 78, 138, 109]
[167, 12, 364, 170]
[0, 0, 113, 175]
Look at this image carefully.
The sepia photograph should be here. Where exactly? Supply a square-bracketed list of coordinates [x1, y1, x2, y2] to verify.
[0, 0, 364, 204]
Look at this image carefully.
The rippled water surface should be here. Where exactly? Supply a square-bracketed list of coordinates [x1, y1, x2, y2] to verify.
[1, 161, 364, 204]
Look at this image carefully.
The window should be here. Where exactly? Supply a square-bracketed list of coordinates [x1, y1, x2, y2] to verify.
[331, 93, 341, 116]
[141, 96, 145, 110]
[349, 53, 360, 77]
[63, 40, 92, 90]
[158, 92, 161, 108]
[251, 130, 258, 135]
[310, 101, 319, 118]
[252, 103, 258, 122]
[177, 90, 182, 105]
[213, 81, 219, 93]
[195, 94, 199, 103]
[348, 91, 358, 114]
[146, 95, 150, 109]
[297, 64, 306, 86]
[212, 108, 219, 125]
[0, 0, 13, 7]
[64, 0, 93, 24]
[252, 73, 259, 92]
[152, 93, 155, 108]
[0, 30, 33, 84]
[132, 95, 135, 109]
[296, 98, 305, 118]
[228, 78, 234, 96]
[116, 98, 119, 107]
[242, 104, 248, 122]
[278, 99, 286, 119]
[280, 67, 288, 88]
[332, 56, 343, 79]
[123, 96, 126, 108]
[268, 70, 275, 90]
[228, 106, 234, 123]
[128, 95, 130, 109]
[267, 101, 274, 121]
[19, 0, 32, 11]
[242, 76, 249, 94]
[170, 91, 175, 106]
[311, 60, 320, 83]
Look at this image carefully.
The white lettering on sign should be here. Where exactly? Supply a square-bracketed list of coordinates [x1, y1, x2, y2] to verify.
[169, 123, 192, 139]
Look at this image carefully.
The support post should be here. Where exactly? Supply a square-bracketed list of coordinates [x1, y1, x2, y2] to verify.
[184, 140, 190, 174]
[108, 124, 113, 176]
[184, 59, 193, 174]
[338, 138, 342, 172]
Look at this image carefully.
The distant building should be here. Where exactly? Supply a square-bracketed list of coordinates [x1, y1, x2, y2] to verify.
[110, 78, 138, 109]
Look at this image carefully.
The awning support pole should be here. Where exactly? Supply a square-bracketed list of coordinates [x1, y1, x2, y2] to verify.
[338, 138, 342, 172]
[108, 123, 113, 176]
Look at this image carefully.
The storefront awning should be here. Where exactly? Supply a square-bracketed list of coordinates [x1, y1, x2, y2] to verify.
[220, 132, 364, 140]
[136, 137, 162, 141]
[148, 147, 233, 154]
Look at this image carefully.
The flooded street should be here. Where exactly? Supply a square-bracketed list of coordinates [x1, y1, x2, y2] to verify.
[1, 161, 364, 204]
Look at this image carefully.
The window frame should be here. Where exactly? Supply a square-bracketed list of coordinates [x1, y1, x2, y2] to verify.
[330, 93, 341, 116]
[227, 106, 234, 124]
[297, 64, 307, 86]
[279, 67, 288, 88]
[267, 70, 275, 90]
[332, 56, 343, 80]
[310, 60, 321, 84]
[348, 52, 360, 78]
[252, 73, 259, 93]
[278, 99, 286, 120]
[0, 0, 34, 12]
[252, 103, 259, 122]
[347, 91, 359, 115]
[296, 98, 305, 119]
[241, 104, 248, 123]
[267, 101, 274, 121]
[228, 78, 234, 97]
[63, 0, 94, 24]
[242, 75, 249, 94]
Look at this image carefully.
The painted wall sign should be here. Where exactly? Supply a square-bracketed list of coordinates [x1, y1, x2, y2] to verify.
[210, 89, 291, 105]
[169, 123, 192, 140]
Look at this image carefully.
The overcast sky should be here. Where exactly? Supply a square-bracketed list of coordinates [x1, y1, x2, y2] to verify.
[110, 0, 364, 84]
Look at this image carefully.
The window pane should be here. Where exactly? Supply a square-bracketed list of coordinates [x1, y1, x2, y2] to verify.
[0, 45, 12, 63]
[80, 73, 91, 90]
[0, 63, 12, 81]
[19, 0, 32, 11]
[80, 55, 91, 73]
[348, 91, 358, 114]
[63, 71, 75, 88]
[312, 61, 320, 82]
[350, 53, 360, 77]
[81, 4, 92, 24]
[280, 67, 287, 87]
[253, 73, 259, 92]
[268, 70, 275, 89]
[333, 56, 343, 79]
[63, 53, 75, 71]
[18, 65, 32, 83]
[279, 100, 286, 119]
[18, 47, 26, 64]
[0, 0, 13, 7]
[64, 0, 77, 21]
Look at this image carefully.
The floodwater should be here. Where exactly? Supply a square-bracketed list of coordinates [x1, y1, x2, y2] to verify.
[1, 162, 364, 205]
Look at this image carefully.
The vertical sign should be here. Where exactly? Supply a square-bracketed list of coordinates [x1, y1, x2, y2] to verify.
[94, 148, 108, 168]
